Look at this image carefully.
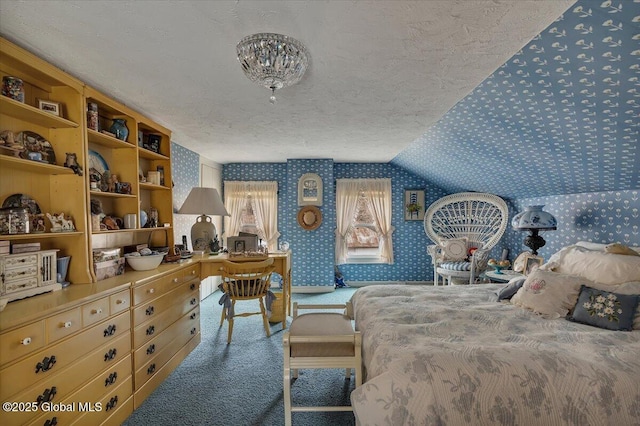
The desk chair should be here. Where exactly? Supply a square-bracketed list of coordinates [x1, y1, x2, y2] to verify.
[283, 302, 362, 426]
[219, 258, 275, 344]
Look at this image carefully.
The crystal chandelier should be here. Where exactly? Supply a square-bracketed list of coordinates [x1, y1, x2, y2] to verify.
[236, 33, 309, 104]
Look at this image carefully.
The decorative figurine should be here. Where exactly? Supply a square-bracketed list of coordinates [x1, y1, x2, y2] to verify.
[64, 152, 83, 176]
[46, 212, 75, 232]
[108, 174, 118, 193]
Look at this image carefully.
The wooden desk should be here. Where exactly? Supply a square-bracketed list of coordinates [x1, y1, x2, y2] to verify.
[197, 251, 292, 329]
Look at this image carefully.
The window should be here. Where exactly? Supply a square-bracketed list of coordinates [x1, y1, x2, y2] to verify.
[223, 181, 280, 251]
[336, 178, 394, 265]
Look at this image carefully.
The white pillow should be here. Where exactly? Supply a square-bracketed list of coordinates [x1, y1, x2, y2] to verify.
[439, 237, 468, 261]
[546, 246, 640, 285]
[511, 269, 598, 318]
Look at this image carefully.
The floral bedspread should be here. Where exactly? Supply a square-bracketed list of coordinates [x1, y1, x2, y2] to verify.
[349, 284, 640, 426]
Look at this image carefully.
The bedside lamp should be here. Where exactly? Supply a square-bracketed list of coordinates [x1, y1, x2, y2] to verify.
[512, 205, 557, 255]
[177, 187, 229, 253]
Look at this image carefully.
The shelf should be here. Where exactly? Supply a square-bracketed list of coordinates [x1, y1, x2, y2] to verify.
[0, 231, 83, 241]
[138, 148, 169, 161]
[92, 227, 171, 236]
[0, 154, 75, 174]
[139, 182, 170, 191]
[89, 191, 137, 199]
[0, 96, 79, 128]
[87, 129, 136, 149]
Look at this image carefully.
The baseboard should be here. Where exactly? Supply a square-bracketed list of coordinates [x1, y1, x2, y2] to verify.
[291, 286, 336, 294]
[346, 280, 433, 287]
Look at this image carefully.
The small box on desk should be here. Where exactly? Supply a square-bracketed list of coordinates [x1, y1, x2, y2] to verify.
[11, 242, 41, 254]
[94, 258, 125, 281]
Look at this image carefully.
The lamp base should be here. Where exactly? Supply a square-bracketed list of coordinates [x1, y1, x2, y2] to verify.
[524, 229, 546, 256]
[191, 215, 217, 253]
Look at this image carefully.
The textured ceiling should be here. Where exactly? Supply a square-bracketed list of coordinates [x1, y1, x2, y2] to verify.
[0, 0, 574, 164]
[393, 0, 640, 199]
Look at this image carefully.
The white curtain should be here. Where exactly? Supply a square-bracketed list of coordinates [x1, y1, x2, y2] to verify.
[223, 181, 279, 252]
[248, 181, 280, 251]
[335, 179, 364, 264]
[363, 178, 394, 264]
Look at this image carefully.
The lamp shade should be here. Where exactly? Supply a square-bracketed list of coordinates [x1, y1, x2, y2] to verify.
[177, 187, 229, 216]
[512, 205, 557, 231]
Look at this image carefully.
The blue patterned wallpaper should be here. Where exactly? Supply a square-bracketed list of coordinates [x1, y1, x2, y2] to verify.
[392, 0, 639, 200]
[170, 142, 200, 248]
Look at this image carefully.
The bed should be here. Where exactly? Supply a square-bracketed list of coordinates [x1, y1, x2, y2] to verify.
[349, 242, 640, 425]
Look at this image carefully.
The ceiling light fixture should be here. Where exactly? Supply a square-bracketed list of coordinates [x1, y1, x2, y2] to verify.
[236, 33, 309, 104]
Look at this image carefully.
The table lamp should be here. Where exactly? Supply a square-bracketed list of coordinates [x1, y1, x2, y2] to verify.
[177, 187, 229, 253]
[512, 205, 557, 255]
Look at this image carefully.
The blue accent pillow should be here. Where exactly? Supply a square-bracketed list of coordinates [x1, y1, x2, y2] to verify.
[496, 277, 526, 301]
[568, 285, 639, 331]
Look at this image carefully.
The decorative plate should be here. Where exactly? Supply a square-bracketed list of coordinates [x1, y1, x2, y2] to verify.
[15, 131, 56, 165]
[88, 149, 109, 174]
[440, 238, 468, 261]
[297, 206, 322, 231]
[2, 193, 41, 215]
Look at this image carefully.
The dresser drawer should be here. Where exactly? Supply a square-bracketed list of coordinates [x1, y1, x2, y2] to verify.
[45, 307, 82, 343]
[134, 310, 200, 388]
[0, 321, 45, 367]
[182, 264, 200, 282]
[132, 270, 182, 305]
[134, 306, 199, 370]
[2, 350, 131, 426]
[109, 289, 130, 315]
[2, 276, 38, 295]
[3, 253, 38, 268]
[132, 289, 198, 348]
[0, 311, 130, 400]
[82, 297, 111, 327]
[133, 280, 198, 325]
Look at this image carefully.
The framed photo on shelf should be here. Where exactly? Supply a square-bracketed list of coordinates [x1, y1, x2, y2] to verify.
[523, 254, 544, 276]
[38, 99, 61, 116]
[404, 189, 425, 221]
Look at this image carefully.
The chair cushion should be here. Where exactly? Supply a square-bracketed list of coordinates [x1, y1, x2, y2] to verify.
[289, 313, 355, 357]
[439, 262, 472, 271]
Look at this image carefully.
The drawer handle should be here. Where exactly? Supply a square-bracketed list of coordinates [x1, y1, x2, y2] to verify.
[21, 337, 32, 345]
[37, 386, 57, 405]
[148, 288, 155, 294]
[116, 298, 127, 305]
[146, 305, 155, 316]
[92, 308, 103, 315]
[173, 277, 179, 283]
[190, 327, 197, 335]
[106, 395, 118, 412]
[147, 363, 156, 375]
[105, 372, 118, 387]
[146, 325, 155, 336]
[104, 348, 117, 362]
[190, 298, 197, 305]
[146, 344, 156, 355]
[44, 417, 58, 426]
[63, 321, 73, 328]
[190, 312, 197, 320]
[35, 355, 56, 373]
[103, 324, 117, 337]
[190, 270, 196, 275]
[190, 283, 196, 291]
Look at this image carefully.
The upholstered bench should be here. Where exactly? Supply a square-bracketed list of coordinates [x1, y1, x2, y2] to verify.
[282, 302, 362, 426]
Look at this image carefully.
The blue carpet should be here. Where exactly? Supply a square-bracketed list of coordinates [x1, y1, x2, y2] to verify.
[123, 287, 358, 426]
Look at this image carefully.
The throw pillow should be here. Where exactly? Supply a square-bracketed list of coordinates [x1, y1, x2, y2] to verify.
[605, 243, 640, 257]
[496, 277, 526, 301]
[511, 269, 598, 318]
[568, 285, 639, 331]
[549, 247, 640, 285]
[613, 282, 640, 330]
[439, 237, 468, 261]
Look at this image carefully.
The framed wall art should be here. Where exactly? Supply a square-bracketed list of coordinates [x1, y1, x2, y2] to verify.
[404, 189, 425, 221]
[523, 254, 544, 276]
[298, 173, 323, 206]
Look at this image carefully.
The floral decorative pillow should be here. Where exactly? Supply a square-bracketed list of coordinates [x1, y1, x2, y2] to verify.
[568, 285, 639, 331]
[511, 269, 598, 318]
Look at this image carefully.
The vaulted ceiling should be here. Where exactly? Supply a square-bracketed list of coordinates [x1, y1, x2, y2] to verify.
[1, 1, 637, 200]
